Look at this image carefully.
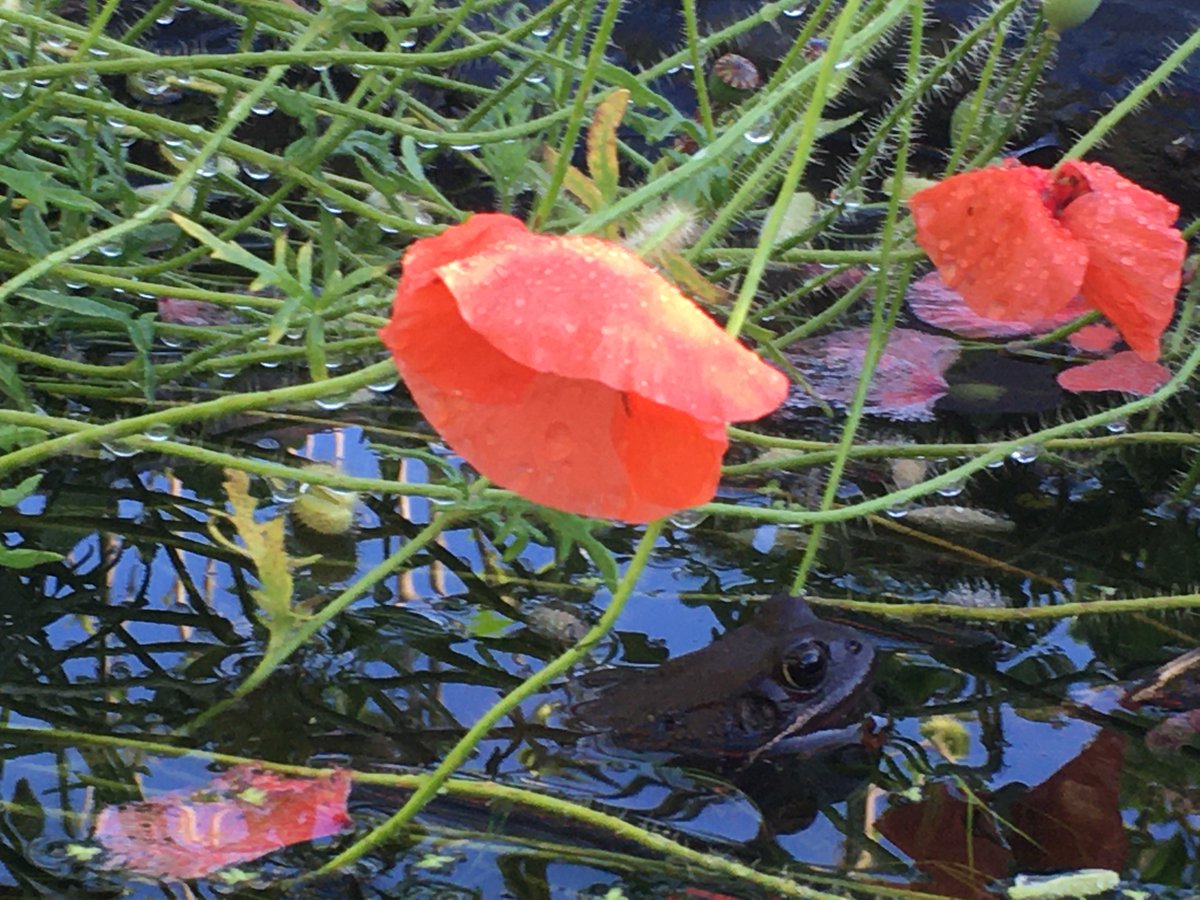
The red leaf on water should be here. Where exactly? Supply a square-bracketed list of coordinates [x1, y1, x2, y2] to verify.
[907, 271, 1089, 338]
[1009, 730, 1128, 872]
[875, 782, 1012, 897]
[156, 297, 232, 327]
[1056, 351, 1171, 395]
[1068, 323, 1121, 354]
[785, 327, 960, 421]
[95, 766, 352, 880]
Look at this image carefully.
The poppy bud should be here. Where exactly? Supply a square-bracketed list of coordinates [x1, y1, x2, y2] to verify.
[1042, 0, 1102, 33]
[291, 472, 358, 535]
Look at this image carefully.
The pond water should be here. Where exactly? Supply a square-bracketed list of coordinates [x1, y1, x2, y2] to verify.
[1, 0, 1199, 896]
[2, 388, 1198, 897]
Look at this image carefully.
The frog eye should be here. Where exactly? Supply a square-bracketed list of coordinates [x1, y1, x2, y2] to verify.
[780, 640, 829, 691]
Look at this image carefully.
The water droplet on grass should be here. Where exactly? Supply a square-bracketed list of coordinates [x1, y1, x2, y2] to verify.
[669, 509, 707, 530]
[315, 394, 350, 411]
[144, 423, 173, 442]
[744, 118, 773, 144]
[1010, 444, 1039, 464]
[936, 478, 965, 497]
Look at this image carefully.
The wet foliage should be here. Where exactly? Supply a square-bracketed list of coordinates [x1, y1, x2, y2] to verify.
[0, 0, 1198, 897]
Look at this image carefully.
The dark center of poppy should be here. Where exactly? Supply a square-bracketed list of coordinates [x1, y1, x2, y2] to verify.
[1045, 170, 1091, 216]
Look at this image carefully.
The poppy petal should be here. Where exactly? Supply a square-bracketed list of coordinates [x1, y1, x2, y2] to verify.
[1055, 161, 1185, 361]
[380, 277, 535, 405]
[396, 212, 529, 300]
[404, 366, 723, 521]
[438, 231, 787, 423]
[615, 393, 727, 514]
[907, 271, 1091, 338]
[1067, 323, 1121, 355]
[910, 165, 1088, 321]
[1056, 351, 1171, 395]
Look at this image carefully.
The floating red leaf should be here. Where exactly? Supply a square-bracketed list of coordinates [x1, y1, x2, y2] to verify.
[911, 160, 1186, 361]
[1008, 730, 1128, 872]
[157, 297, 232, 327]
[95, 766, 352, 880]
[1056, 351, 1171, 395]
[381, 213, 788, 522]
[1068, 323, 1121, 354]
[785, 327, 960, 421]
[907, 271, 1089, 338]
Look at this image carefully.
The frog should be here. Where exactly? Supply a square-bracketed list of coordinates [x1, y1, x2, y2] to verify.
[574, 594, 877, 760]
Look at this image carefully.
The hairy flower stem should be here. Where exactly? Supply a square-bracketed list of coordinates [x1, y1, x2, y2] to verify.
[316, 518, 666, 874]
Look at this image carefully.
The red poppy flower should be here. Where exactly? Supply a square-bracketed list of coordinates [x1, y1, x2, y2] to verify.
[910, 160, 1186, 361]
[380, 213, 787, 522]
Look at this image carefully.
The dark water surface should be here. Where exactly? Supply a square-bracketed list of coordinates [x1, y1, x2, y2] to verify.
[2, 393, 1198, 897]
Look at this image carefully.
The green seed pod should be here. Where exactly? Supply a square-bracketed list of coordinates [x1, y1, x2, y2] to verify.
[1043, 0, 1102, 34]
[291, 477, 358, 535]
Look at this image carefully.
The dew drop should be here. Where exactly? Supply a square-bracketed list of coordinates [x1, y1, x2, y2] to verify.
[0, 80, 28, 100]
[885, 502, 910, 519]
[744, 118, 773, 144]
[935, 478, 966, 498]
[1105, 417, 1128, 434]
[97, 243, 122, 259]
[269, 479, 300, 504]
[1010, 444, 1039, 464]
[367, 376, 399, 393]
[251, 98, 276, 116]
[317, 196, 343, 215]
[241, 161, 271, 181]
[144, 423, 173, 442]
[669, 509, 707, 530]
[315, 394, 350, 411]
[531, 23, 553, 38]
[102, 441, 141, 458]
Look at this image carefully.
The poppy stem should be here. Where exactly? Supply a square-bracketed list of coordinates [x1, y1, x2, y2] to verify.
[1065, 23, 1200, 161]
[531, 0, 624, 227]
[725, 0, 865, 339]
[316, 518, 667, 873]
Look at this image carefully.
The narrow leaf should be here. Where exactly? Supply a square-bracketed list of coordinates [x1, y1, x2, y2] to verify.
[170, 214, 303, 297]
[18, 288, 132, 322]
[0, 547, 63, 568]
[542, 146, 603, 211]
[0, 474, 43, 507]
[586, 88, 629, 203]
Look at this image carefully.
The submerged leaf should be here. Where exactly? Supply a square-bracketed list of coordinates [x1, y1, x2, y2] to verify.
[96, 766, 352, 880]
[784, 328, 960, 421]
[907, 272, 1089, 338]
[211, 470, 312, 648]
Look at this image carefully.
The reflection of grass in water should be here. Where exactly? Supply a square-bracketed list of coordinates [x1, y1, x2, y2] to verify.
[0, 0, 1198, 893]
